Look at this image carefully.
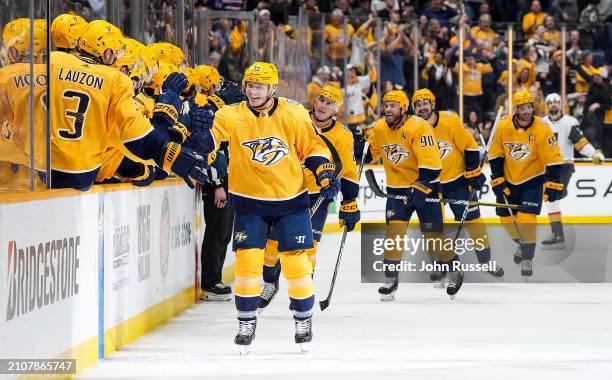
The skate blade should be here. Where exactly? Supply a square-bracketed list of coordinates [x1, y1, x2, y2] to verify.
[433, 281, 446, 289]
[542, 243, 565, 250]
[449, 294, 457, 300]
[379, 293, 396, 302]
[298, 342, 311, 353]
[203, 293, 232, 302]
[238, 345, 251, 355]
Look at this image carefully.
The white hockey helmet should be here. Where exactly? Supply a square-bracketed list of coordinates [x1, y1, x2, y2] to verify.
[545, 93, 562, 104]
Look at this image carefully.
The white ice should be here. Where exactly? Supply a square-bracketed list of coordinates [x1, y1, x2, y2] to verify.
[79, 232, 612, 380]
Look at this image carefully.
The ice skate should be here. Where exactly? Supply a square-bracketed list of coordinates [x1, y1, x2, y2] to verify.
[378, 278, 398, 301]
[257, 281, 279, 312]
[446, 269, 464, 300]
[541, 233, 565, 250]
[430, 270, 447, 288]
[294, 317, 313, 353]
[513, 244, 523, 264]
[521, 259, 533, 279]
[234, 319, 257, 355]
[487, 266, 505, 279]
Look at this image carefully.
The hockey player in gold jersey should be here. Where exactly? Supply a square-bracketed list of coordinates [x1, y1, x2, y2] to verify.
[366, 90, 464, 300]
[488, 90, 564, 277]
[257, 84, 360, 310]
[195, 61, 339, 353]
[0, 18, 48, 189]
[412, 88, 504, 279]
[0, 19, 209, 190]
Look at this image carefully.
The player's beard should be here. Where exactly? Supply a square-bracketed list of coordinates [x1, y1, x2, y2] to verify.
[385, 113, 402, 127]
[416, 108, 432, 121]
[548, 106, 561, 120]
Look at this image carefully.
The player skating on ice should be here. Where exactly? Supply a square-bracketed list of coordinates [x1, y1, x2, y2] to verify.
[488, 91, 564, 278]
[366, 90, 464, 300]
[412, 88, 505, 281]
[541, 93, 605, 249]
[258, 84, 360, 311]
[194, 62, 339, 354]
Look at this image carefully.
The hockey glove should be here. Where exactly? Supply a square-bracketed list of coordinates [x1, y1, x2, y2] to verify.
[211, 81, 246, 108]
[131, 164, 157, 187]
[464, 167, 486, 191]
[153, 72, 188, 126]
[160, 142, 209, 189]
[191, 105, 215, 134]
[407, 180, 433, 209]
[491, 177, 511, 203]
[206, 151, 228, 184]
[543, 181, 564, 202]
[315, 163, 340, 199]
[163, 72, 188, 94]
[339, 199, 360, 232]
[168, 120, 190, 143]
[593, 149, 605, 164]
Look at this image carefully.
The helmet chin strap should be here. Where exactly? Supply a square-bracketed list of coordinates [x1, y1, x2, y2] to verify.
[314, 111, 334, 124]
[250, 89, 276, 110]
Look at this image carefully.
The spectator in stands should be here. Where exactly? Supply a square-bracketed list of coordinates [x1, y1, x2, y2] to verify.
[522, 0, 547, 39]
[352, 0, 372, 24]
[335, 0, 353, 16]
[423, 0, 459, 28]
[324, 8, 355, 68]
[454, 51, 493, 119]
[470, 13, 496, 54]
[575, 50, 596, 94]
[380, 20, 409, 90]
[552, 0, 579, 23]
[583, 68, 611, 153]
[375, 0, 398, 18]
[426, 51, 454, 110]
[527, 24, 555, 81]
[344, 51, 376, 129]
[307, 66, 332, 105]
[257, 9, 274, 59]
[543, 15, 560, 47]
[543, 50, 571, 95]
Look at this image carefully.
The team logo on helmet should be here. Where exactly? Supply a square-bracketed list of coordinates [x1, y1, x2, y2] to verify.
[242, 136, 289, 166]
[504, 142, 531, 161]
[381, 144, 410, 164]
[438, 140, 453, 160]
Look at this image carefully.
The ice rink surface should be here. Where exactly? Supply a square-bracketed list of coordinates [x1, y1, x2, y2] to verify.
[80, 232, 612, 380]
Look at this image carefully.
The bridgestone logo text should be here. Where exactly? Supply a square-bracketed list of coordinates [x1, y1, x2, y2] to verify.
[5, 237, 80, 321]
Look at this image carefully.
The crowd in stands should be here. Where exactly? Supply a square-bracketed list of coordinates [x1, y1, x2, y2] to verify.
[2, 0, 611, 155]
[198, 0, 612, 154]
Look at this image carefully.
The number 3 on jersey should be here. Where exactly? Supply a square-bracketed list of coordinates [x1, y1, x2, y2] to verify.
[58, 90, 91, 141]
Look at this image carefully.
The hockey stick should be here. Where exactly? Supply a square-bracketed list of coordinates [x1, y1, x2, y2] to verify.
[452, 106, 504, 242]
[310, 133, 343, 217]
[319, 141, 369, 311]
[364, 169, 521, 209]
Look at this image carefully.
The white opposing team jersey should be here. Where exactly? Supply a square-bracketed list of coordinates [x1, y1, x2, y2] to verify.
[542, 114, 582, 160]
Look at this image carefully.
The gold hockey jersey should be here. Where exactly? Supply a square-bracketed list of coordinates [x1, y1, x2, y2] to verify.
[305, 117, 359, 200]
[488, 115, 563, 185]
[368, 115, 442, 188]
[431, 111, 480, 185]
[210, 97, 331, 215]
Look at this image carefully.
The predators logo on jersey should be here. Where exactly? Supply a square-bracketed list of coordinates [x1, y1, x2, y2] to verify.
[242, 136, 290, 166]
[504, 142, 531, 161]
[437, 140, 453, 160]
[1, 120, 12, 141]
[381, 144, 410, 164]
